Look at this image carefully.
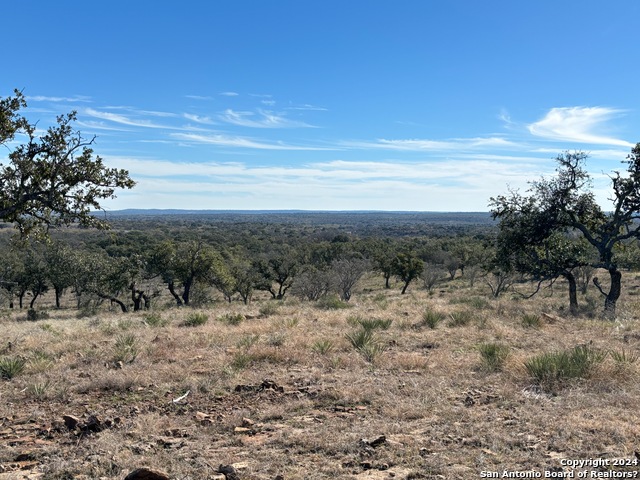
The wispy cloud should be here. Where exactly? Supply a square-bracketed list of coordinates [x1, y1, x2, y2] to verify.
[286, 104, 328, 112]
[219, 109, 315, 128]
[84, 108, 168, 129]
[185, 95, 213, 100]
[183, 113, 215, 125]
[102, 156, 542, 211]
[220, 91, 239, 97]
[172, 132, 333, 150]
[27, 95, 92, 103]
[344, 137, 517, 151]
[528, 107, 633, 147]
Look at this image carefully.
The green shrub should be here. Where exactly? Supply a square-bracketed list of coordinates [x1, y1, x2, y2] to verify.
[421, 309, 446, 329]
[26, 309, 49, 321]
[609, 349, 639, 365]
[345, 329, 386, 363]
[144, 312, 169, 327]
[267, 332, 287, 347]
[478, 342, 510, 372]
[113, 333, 139, 364]
[230, 352, 252, 371]
[236, 334, 260, 349]
[0, 356, 26, 380]
[311, 339, 335, 355]
[259, 302, 280, 317]
[450, 296, 490, 310]
[372, 293, 389, 310]
[448, 309, 473, 327]
[521, 314, 542, 329]
[316, 295, 351, 310]
[525, 344, 606, 391]
[26, 379, 53, 400]
[28, 350, 55, 373]
[218, 312, 245, 325]
[357, 318, 393, 331]
[182, 312, 209, 327]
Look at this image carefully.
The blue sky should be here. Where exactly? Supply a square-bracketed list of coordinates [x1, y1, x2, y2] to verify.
[3, 1, 640, 211]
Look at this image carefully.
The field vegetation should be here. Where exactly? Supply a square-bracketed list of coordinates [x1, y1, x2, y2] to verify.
[1, 213, 640, 479]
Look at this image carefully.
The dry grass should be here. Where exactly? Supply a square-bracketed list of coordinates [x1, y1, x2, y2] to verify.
[1, 279, 640, 479]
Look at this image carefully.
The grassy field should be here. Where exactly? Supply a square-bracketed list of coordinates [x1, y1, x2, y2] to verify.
[1, 274, 640, 479]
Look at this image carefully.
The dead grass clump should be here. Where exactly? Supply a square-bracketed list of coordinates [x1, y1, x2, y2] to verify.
[76, 370, 139, 393]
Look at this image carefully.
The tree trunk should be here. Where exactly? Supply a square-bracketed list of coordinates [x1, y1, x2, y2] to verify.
[384, 273, 391, 289]
[563, 271, 578, 316]
[29, 292, 39, 309]
[604, 268, 622, 317]
[401, 281, 409, 294]
[97, 293, 128, 313]
[182, 278, 193, 305]
[167, 282, 183, 306]
[55, 286, 63, 308]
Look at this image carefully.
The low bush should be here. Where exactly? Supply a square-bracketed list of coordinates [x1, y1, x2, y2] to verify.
[525, 344, 606, 391]
[421, 309, 446, 329]
[478, 342, 510, 372]
[182, 312, 209, 327]
[0, 356, 26, 380]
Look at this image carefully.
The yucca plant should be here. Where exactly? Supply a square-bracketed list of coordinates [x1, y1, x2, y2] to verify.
[521, 314, 542, 329]
[113, 333, 139, 364]
[525, 344, 606, 391]
[357, 318, 393, 331]
[311, 339, 335, 355]
[182, 312, 209, 327]
[0, 356, 26, 380]
[346, 329, 386, 363]
[478, 342, 510, 372]
[422, 309, 446, 329]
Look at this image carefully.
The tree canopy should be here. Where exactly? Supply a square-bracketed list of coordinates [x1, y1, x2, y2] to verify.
[0, 90, 135, 236]
[491, 145, 640, 316]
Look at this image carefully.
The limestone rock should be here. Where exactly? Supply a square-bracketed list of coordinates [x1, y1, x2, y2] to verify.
[123, 467, 171, 480]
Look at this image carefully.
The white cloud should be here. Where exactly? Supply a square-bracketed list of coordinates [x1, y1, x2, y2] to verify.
[84, 108, 168, 129]
[101, 156, 541, 211]
[528, 107, 633, 147]
[171, 132, 333, 150]
[219, 109, 314, 128]
[26, 95, 92, 103]
[344, 137, 517, 151]
[220, 91, 239, 97]
[183, 113, 215, 124]
[185, 95, 213, 100]
[286, 104, 328, 112]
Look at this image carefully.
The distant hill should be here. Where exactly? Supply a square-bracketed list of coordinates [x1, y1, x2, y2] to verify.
[103, 209, 493, 223]
[98, 210, 495, 237]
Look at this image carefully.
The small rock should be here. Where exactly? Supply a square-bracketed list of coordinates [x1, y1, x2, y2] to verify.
[360, 435, 386, 448]
[234, 426, 252, 434]
[62, 414, 80, 430]
[241, 417, 254, 426]
[123, 467, 171, 480]
[218, 464, 240, 480]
